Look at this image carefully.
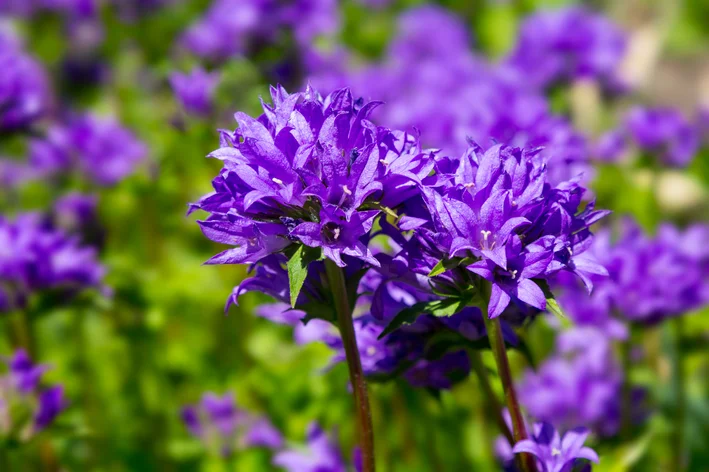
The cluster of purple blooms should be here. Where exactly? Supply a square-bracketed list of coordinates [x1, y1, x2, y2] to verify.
[518, 327, 633, 437]
[307, 6, 593, 187]
[191, 82, 609, 396]
[0, 29, 52, 131]
[180, 0, 338, 62]
[181, 392, 362, 471]
[595, 107, 701, 167]
[556, 220, 709, 327]
[501, 6, 627, 92]
[169, 68, 221, 117]
[181, 391, 283, 457]
[28, 113, 147, 186]
[0, 350, 67, 437]
[0, 212, 105, 313]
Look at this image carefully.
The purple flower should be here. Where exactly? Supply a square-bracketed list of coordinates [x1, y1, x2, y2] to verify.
[556, 219, 708, 326]
[415, 144, 607, 318]
[181, 391, 282, 456]
[404, 351, 471, 390]
[29, 113, 146, 186]
[192, 85, 429, 276]
[34, 386, 68, 431]
[0, 350, 67, 435]
[179, 0, 274, 60]
[0, 213, 106, 313]
[518, 328, 628, 436]
[624, 107, 700, 167]
[6, 349, 49, 394]
[169, 67, 220, 117]
[273, 422, 348, 472]
[0, 34, 52, 131]
[502, 6, 627, 91]
[278, 0, 339, 46]
[512, 423, 599, 472]
[52, 192, 98, 234]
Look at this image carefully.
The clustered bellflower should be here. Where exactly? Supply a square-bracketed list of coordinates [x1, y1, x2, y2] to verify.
[0, 31, 52, 131]
[29, 113, 147, 186]
[518, 327, 644, 436]
[273, 422, 360, 472]
[169, 67, 221, 117]
[0, 350, 67, 437]
[191, 85, 429, 272]
[181, 391, 283, 457]
[595, 107, 701, 167]
[501, 6, 627, 91]
[0, 212, 106, 313]
[407, 143, 609, 319]
[180, 0, 338, 62]
[555, 220, 709, 326]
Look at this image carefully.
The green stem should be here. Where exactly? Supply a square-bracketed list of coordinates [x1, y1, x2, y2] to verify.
[324, 259, 375, 472]
[9, 310, 36, 358]
[468, 349, 514, 446]
[480, 283, 536, 472]
[672, 317, 686, 472]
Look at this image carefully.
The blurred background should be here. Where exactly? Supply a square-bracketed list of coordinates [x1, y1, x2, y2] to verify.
[0, 0, 708, 470]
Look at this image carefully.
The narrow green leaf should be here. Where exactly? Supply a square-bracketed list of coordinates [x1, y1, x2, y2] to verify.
[287, 245, 321, 308]
[428, 260, 448, 277]
[534, 279, 571, 324]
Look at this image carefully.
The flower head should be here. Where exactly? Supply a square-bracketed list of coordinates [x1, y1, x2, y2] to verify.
[512, 423, 599, 472]
[181, 391, 282, 456]
[169, 67, 221, 117]
[273, 422, 349, 472]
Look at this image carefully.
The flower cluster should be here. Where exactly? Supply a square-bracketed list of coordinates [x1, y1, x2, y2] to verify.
[180, 0, 338, 62]
[556, 220, 709, 326]
[308, 6, 593, 186]
[501, 6, 627, 91]
[274, 422, 359, 472]
[29, 113, 147, 186]
[0, 212, 105, 313]
[0, 350, 67, 437]
[596, 107, 700, 167]
[181, 391, 283, 457]
[0, 30, 52, 131]
[169, 67, 221, 117]
[191, 85, 427, 270]
[517, 327, 641, 436]
[409, 144, 608, 319]
[497, 419, 599, 472]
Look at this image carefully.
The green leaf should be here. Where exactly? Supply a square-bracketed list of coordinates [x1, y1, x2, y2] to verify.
[534, 279, 569, 323]
[287, 245, 321, 308]
[428, 260, 448, 277]
[378, 298, 468, 339]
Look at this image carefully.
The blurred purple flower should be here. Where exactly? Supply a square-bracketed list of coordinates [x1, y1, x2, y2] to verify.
[0, 34, 52, 131]
[273, 422, 349, 472]
[6, 349, 49, 394]
[169, 67, 220, 117]
[502, 6, 627, 91]
[0, 212, 106, 313]
[29, 113, 146, 186]
[181, 391, 282, 456]
[34, 386, 68, 431]
[556, 219, 708, 326]
[518, 327, 631, 436]
[624, 107, 700, 167]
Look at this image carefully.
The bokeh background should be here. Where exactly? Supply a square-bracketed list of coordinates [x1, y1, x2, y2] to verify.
[1, 0, 708, 470]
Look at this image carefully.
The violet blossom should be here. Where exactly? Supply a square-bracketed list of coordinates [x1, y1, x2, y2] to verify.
[511, 423, 599, 472]
[273, 422, 355, 472]
[0, 212, 106, 313]
[169, 67, 221, 117]
[181, 391, 283, 456]
[502, 6, 627, 91]
[29, 113, 147, 186]
[1, 350, 67, 436]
